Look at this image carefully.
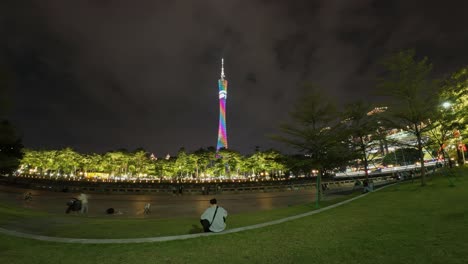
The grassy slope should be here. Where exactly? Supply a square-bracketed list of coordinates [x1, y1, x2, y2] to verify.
[0, 170, 467, 264]
[0, 194, 359, 238]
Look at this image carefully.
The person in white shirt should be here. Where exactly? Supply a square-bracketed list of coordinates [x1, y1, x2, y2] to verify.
[78, 193, 89, 214]
[200, 198, 228, 232]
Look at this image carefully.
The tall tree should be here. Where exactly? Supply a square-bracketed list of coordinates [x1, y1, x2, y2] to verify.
[342, 101, 383, 179]
[0, 71, 23, 175]
[274, 87, 351, 205]
[0, 120, 23, 174]
[0, 70, 12, 117]
[431, 66, 468, 165]
[377, 50, 441, 186]
[56, 148, 81, 175]
[129, 149, 149, 177]
[174, 148, 191, 178]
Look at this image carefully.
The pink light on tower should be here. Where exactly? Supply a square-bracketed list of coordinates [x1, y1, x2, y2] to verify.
[216, 58, 228, 151]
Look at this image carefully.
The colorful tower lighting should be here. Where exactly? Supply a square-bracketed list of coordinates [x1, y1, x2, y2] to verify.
[216, 58, 228, 151]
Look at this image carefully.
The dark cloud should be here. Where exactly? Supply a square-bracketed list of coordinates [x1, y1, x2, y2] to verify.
[1, 0, 468, 155]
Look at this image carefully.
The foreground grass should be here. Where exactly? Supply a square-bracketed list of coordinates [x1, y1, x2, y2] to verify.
[0, 169, 467, 264]
[0, 193, 358, 238]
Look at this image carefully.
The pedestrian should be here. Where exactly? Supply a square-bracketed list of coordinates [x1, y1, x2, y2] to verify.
[78, 193, 89, 214]
[353, 179, 361, 190]
[144, 203, 151, 214]
[363, 179, 370, 193]
[200, 198, 228, 233]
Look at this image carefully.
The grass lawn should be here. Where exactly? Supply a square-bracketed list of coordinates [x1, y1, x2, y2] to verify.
[0, 193, 359, 238]
[0, 169, 467, 264]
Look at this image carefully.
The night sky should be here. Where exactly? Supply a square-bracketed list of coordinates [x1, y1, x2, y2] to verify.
[1, 0, 468, 156]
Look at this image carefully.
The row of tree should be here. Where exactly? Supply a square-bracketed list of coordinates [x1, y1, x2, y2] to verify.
[20, 147, 304, 179]
[276, 50, 468, 188]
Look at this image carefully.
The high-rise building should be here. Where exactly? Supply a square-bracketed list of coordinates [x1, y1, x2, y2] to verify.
[216, 58, 228, 151]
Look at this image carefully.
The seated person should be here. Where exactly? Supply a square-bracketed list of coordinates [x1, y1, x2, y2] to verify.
[24, 192, 33, 201]
[200, 198, 228, 233]
[106, 208, 123, 215]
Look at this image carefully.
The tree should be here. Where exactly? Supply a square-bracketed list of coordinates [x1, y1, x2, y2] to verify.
[261, 149, 286, 178]
[274, 87, 351, 206]
[192, 148, 213, 178]
[0, 120, 23, 174]
[425, 101, 460, 168]
[129, 149, 150, 177]
[377, 50, 441, 186]
[0, 71, 23, 175]
[87, 153, 104, 174]
[43, 150, 59, 174]
[174, 148, 191, 178]
[56, 148, 81, 175]
[21, 149, 41, 173]
[427, 66, 468, 166]
[103, 151, 129, 177]
[217, 148, 243, 178]
[0, 70, 12, 117]
[279, 154, 313, 178]
[341, 101, 383, 179]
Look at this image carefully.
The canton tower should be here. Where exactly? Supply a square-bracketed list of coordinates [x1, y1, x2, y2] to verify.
[216, 58, 228, 151]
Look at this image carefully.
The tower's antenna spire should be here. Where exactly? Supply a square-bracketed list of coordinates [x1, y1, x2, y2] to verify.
[221, 58, 225, 80]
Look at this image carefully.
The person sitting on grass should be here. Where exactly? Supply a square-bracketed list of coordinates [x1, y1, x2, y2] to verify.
[106, 208, 123, 215]
[23, 192, 32, 201]
[200, 198, 228, 233]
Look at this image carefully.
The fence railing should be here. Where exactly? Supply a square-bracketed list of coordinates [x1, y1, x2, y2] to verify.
[0, 175, 396, 195]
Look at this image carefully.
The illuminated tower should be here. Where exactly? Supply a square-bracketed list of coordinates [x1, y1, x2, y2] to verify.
[216, 58, 228, 151]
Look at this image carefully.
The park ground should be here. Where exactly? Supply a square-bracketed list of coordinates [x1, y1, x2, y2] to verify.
[0, 168, 467, 264]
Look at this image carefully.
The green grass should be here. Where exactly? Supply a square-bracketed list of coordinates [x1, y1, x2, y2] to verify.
[0, 169, 467, 264]
[0, 193, 359, 238]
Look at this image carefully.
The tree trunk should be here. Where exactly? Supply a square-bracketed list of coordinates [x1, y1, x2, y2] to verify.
[416, 127, 426, 186]
[315, 171, 322, 208]
[360, 137, 369, 180]
[440, 144, 453, 168]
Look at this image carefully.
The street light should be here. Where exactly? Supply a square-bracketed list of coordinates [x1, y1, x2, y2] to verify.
[442, 101, 452, 109]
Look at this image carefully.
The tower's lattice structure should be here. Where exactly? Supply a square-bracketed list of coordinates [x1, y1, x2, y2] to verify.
[216, 58, 228, 151]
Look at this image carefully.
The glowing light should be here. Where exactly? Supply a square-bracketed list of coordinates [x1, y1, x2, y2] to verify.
[442, 101, 452, 109]
[217, 58, 228, 151]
